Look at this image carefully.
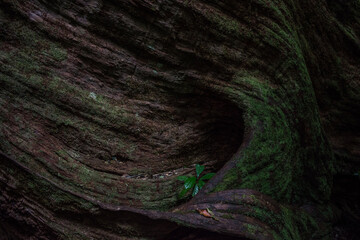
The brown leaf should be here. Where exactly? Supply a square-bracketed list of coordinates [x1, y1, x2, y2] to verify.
[197, 209, 212, 218]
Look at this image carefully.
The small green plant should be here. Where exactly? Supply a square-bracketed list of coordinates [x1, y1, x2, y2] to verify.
[177, 164, 215, 198]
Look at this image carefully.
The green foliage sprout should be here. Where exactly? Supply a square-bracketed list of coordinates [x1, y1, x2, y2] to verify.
[177, 164, 215, 198]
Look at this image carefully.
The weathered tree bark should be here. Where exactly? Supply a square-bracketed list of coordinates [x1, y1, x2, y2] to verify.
[0, 0, 359, 239]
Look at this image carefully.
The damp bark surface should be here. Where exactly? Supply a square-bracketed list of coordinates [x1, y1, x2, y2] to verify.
[0, 0, 359, 239]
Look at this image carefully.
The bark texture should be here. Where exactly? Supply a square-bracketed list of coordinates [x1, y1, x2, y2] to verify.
[0, 0, 359, 239]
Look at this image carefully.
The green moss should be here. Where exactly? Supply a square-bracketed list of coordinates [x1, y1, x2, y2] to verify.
[106, 186, 119, 200]
[245, 223, 258, 235]
[8, 22, 41, 46]
[210, 14, 241, 36]
[129, 179, 180, 210]
[1, 66, 131, 132]
[78, 165, 95, 184]
[232, 200, 321, 240]
[272, 206, 319, 240]
[56, 149, 68, 158]
[2, 159, 97, 213]
[126, 144, 137, 158]
[213, 168, 239, 192]
[171, 218, 193, 228]
[43, 43, 68, 62]
[221, 213, 235, 219]
[214, 29, 334, 203]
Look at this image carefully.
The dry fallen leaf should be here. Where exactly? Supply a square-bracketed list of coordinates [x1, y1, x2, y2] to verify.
[197, 209, 212, 218]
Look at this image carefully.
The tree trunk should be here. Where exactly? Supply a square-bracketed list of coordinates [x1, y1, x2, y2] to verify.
[0, 0, 359, 239]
